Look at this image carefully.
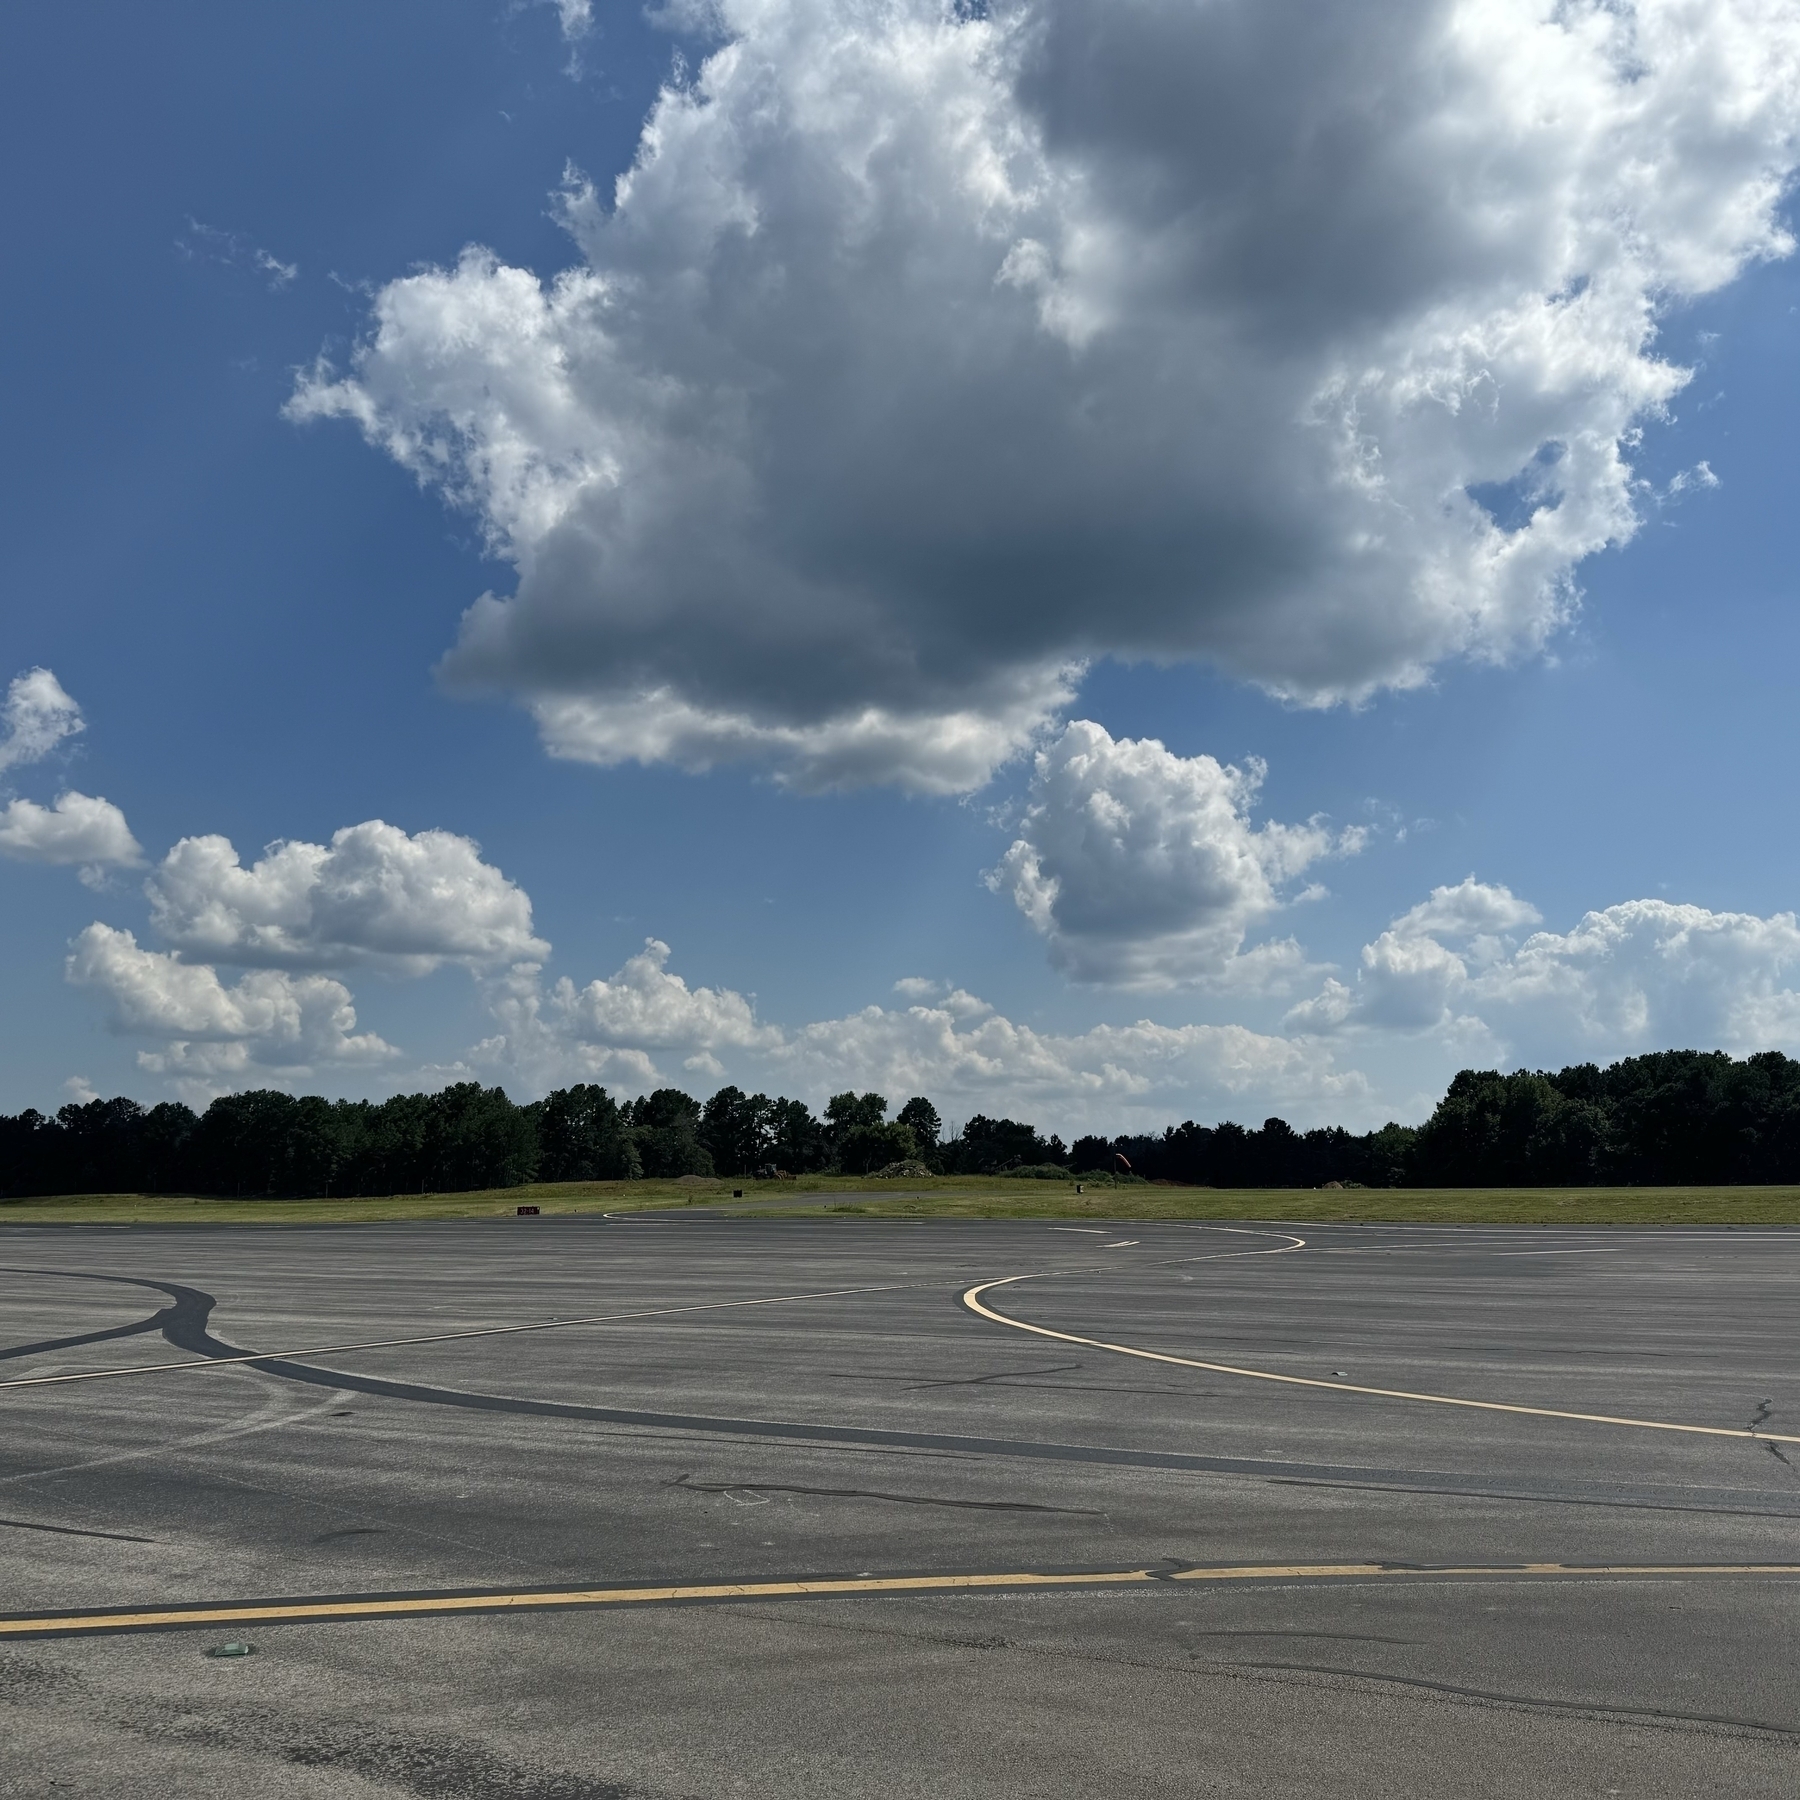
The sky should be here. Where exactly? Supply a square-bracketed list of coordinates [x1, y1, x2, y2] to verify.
[4, 0, 1800, 1136]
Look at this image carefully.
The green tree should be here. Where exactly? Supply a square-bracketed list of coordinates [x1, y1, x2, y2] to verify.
[838, 1120, 917, 1174]
[1409, 1070, 1604, 1186]
[824, 1092, 887, 1167]
[700, 1086, 776, 1176]
[896, 1096, 942, 1159]
[766, 1096, 824, 1172]
[425, 1083, 538, 1190]
[948, 1115, 1047, 1174]
[534, 1084, 638, 1181]
[630, 1089, 714, 1178]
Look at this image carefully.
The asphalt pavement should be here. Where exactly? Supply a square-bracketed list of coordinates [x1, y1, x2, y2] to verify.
[2, 1215, 1799, 1796]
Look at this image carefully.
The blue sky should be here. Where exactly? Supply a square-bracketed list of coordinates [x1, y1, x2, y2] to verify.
[4, 0, 1800, 1134]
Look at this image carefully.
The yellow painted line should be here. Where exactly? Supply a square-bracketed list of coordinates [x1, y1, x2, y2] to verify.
[1169, 1562, 1800, 1582]
[962, 1275, 1800, 1445]
[8, 1561, 1800, 1639]
[14, 1562, 1800, 1648]
[0, 1280, 926, 1393]
[1, 1571, 1156, 1636]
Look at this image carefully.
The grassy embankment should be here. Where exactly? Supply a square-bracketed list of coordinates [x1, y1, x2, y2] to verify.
[4, 1175, 1800, 1227]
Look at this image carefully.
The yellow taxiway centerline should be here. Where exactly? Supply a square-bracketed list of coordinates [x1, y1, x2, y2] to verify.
[962, 1274, 1800, 1445]
[8, 1562, 1800, 1639]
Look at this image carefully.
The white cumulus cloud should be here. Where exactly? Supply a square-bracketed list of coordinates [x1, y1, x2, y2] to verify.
[552, 937, 780, 1049]
[146, 819, 548, 975]
[66, 924, 398, 1098]
[0, 791, 142, 869]
[472, 938, 1371, 1131]
[1289, 881, 1800, 1063]
[0, 668, 84, 774]
[476, 939, 782, 1090]
[989, 720, 1357, 988]
[291, 0, 1800, 790]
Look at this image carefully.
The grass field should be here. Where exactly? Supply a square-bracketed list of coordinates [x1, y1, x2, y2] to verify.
[5, 1175, 1800, 1227]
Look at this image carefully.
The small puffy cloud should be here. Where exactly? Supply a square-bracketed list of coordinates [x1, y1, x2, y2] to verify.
[554, 937, 780, 1048]
[1288, 877, 1548, 1033]
[1289, 882, 1800, 1062]
[176, 219, 298, 290]
[292, 0, 1800, 790]
[66, 923, 397, 1095]
[146, 819, 547, 976]
[0, 668, 84, 774]
[1391, 878, 1543, 944]
[480, 938, 780, 1088]
[473, 938, 1371, 1131]
[0, 791, 143, 868]
[1662, 460, 1721, 504]
[989, 720, 1356, 988]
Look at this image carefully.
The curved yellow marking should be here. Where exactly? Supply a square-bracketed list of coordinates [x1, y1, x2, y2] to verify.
[962, 1267, 1800, 1446]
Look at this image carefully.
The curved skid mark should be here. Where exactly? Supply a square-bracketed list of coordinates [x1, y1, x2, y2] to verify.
[0, 1229, 1296, 1395]
[0, 1384, 345, 1487]
[0, 1277, 932, 1393]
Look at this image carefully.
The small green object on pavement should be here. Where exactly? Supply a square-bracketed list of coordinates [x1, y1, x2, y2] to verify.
[207, 1641, 254, 1658]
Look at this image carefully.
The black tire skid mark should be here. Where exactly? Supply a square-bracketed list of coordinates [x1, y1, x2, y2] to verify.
[12, 1266, 1800, 1525]
[0, 1267, 217, 1363]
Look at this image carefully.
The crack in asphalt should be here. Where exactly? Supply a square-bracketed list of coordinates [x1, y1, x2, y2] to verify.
[902, 1363, 1082, 1390]
[1180, 1629, 1422, 1645]
[668, 1472, 1103, 1515]
[1217, 1658, 1800, 1739]
[0, 1516, 155, 1543]
[1265, 1475, 1800, 1520]
[732, 1605, 1800, 1741]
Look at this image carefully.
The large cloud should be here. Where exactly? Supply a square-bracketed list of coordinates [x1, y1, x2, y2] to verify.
[474, 941, 1370, 1131]
[989, 720, 1357, 987]
[67, 923, 397, 1100]
[146, 820, 548, 975]
[0, 668, 84, 774]
[68, 819, 542, 1101]
[291, 0, 1800, 790]
[1290, 881, 1800, 1062]
[0, 792, 142, 869]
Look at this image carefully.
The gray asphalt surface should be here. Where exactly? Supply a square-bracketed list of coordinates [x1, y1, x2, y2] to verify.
[2, 1215, 1799, 1797]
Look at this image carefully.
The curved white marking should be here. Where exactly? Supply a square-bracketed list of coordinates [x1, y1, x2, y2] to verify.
[962, 1230, 1800, 1446]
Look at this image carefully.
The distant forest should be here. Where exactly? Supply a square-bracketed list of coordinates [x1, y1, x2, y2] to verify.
[6, 1049, 1800, 1198]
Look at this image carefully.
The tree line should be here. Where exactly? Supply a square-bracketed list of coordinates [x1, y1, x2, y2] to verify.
[4, 1048, 1800, 1198]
